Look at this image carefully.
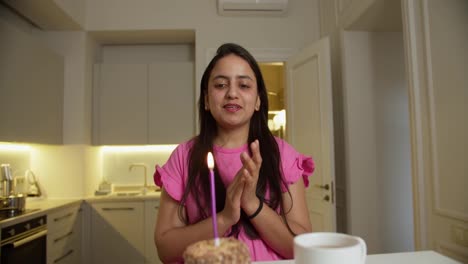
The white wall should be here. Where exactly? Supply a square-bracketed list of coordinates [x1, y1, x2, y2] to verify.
[342, 31, 414, 253]
[54, 0, 86, 28]
[85, 0, 321, 97]
[342, 31, 380, 253]
[1, 1, 320, 197]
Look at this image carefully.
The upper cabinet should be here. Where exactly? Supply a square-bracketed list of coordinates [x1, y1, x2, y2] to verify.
[93, 61, 194, 145]
[337, 0, 402, 31]
[147, 62, 194, 144]
[0, 19, 64, 144]
[94, 63, 148, 145]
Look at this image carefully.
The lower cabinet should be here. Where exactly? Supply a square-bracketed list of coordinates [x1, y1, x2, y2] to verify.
[47, 204, 82, 264]
[144, 200, 161, 264]
[89, 200, 161, 264]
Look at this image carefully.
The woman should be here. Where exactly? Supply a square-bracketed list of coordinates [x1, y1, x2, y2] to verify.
[154, 43, 314, 263]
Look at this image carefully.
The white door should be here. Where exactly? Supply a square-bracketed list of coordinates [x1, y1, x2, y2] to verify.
[403, 0, 468, 262]
[286, 37, 336, 232]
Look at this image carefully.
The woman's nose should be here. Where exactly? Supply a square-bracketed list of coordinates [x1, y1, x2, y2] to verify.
[226, 86, 238, 99]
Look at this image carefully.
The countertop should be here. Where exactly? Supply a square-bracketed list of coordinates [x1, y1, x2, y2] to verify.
[0, 198, 82, 227]
[0, 191, 161, 227]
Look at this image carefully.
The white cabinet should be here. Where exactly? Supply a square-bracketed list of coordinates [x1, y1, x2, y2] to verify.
[144, 200, 161, 264]
[90, 201, 145, 264]
[148, 62, 194, 144]
[0, 19, 64, 144]
[94, 64, 148, 145]
[93, 62, 194, 145]
[88, 199, 162, 264]
[47, 204, 82, 264]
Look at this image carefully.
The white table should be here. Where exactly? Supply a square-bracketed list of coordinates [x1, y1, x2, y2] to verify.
[254, 251, 461, 264]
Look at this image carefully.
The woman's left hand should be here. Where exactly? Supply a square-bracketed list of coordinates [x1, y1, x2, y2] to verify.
[240, 139, 263, 215]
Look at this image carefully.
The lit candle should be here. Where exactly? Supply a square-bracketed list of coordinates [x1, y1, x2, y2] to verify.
[207, 152, 220, 246]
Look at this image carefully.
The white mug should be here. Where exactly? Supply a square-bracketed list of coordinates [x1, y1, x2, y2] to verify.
[294, 232, 367, 264]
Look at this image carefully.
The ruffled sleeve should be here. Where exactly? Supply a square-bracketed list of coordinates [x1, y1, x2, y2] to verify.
[153, 141, 192, 202]
[276, 138, 315, 189]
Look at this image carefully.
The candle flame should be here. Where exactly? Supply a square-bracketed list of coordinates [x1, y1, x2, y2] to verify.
[207, 152, 214, 169]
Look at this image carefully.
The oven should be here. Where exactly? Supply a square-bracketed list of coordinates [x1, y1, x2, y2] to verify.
[1, 215, 47, 264]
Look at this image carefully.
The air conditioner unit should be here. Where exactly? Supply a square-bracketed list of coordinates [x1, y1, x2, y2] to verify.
[217, 0, 288, 16]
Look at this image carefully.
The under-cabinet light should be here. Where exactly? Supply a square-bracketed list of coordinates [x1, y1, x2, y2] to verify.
[101, 145, 177, 153]
[0, 143, 31, 152]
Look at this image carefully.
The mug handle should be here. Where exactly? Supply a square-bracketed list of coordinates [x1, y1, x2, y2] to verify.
[355, 236, 367, 263]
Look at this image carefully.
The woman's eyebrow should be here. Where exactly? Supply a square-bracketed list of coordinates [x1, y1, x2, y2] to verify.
[212, 75, 229, 81]
[212, 75, 254, 81]
[237, 75, 254, 81]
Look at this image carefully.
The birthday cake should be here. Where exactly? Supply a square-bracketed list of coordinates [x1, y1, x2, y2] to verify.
[183, 237, 250, 264]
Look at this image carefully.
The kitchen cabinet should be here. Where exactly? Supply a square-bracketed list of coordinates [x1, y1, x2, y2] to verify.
[147, 62, 194, 144]
[93, 62, 194, 145]
[89, 199, 162, 264]
[90, 201, 145, 264]
[144, 200, 161, 264]
[94, 64, 148, 145]
[0, 19, 64, 144]
[47, 204, 82, 264]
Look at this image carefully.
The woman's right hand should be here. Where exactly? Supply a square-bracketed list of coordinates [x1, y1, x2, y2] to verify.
[220, 169, 245, 226]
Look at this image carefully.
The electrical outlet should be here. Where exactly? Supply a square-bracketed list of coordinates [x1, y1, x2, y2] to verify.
[451, 225, 468, 248]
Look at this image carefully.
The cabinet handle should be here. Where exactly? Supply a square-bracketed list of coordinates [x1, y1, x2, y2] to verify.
[102, 207, 135, 211]
[54, 212, 73, 222]
[54, 231, 73, 243]
[54, 249, 74, 263]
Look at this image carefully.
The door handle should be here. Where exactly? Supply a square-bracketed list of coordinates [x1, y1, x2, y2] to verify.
[318, 182, 334, 204]
[315, 184, 329, 190]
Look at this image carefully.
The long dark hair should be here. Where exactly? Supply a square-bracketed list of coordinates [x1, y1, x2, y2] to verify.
[179, 43, 293, 238]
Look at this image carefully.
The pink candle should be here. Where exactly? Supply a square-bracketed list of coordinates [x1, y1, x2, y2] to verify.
[207, 152, 220, 246]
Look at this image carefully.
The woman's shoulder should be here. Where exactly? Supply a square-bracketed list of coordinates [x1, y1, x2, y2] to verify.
[166, 138, 196, 162]
[174, 138, 196, 152]
[273, 136, 298, 155]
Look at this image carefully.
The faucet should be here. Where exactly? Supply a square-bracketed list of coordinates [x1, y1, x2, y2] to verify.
[129, 163, 148, 194]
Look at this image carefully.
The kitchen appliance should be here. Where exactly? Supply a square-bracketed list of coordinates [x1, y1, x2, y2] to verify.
[1, 194, 26, 212]
[0, 214, 47, 264]
[1, 164, 14, 196]
[0, 164, 27, 212]
[25, 169, 41, 197]
[0, 208, 39, 221]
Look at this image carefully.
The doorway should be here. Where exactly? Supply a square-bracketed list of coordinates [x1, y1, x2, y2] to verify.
[259, 62, 286, 139]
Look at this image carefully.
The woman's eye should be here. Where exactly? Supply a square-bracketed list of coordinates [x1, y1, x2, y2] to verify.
[214, 83, 227, 89]
[240, 83, 251, 89]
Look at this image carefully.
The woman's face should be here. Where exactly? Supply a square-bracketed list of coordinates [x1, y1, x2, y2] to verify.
[205, 54, 261, 132]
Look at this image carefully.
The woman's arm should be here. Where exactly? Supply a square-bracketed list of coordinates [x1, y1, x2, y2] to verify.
[240, 140, 312, 258]
[245, 179, 312, 259]
[155, 175, 245, 263]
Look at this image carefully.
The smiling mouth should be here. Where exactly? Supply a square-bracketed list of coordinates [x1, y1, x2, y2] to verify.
[224, 104, 241, 112]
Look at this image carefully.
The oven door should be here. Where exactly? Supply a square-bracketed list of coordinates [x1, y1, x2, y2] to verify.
[1, 228, 47, 264]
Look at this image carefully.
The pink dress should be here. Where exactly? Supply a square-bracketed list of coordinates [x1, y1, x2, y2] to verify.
[154, 137, 314, 262]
